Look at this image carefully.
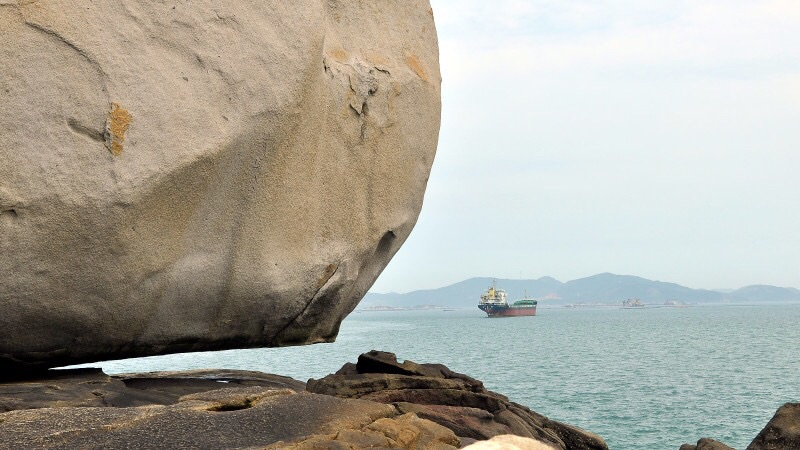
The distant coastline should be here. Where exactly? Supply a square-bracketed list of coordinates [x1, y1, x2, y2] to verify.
[361, 273, 800, 310]
[360, 305, 464, 312]
[359, 301, 691, 311]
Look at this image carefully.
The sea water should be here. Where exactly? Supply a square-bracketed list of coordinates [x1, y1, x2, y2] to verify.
[84, 304, 800, 450]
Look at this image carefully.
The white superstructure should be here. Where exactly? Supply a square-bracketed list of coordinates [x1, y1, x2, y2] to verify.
[479, 280, 508, 306]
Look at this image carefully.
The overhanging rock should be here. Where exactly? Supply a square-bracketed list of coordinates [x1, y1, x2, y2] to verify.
[0, 0, 440, 371]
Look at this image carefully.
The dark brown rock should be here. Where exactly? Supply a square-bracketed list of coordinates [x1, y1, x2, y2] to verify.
[360, 388, 506, 413]
[747, 403, 800, 450]
[541, 420, 608, 450]
[357, 351, 485, 391]
[395, 402, 510, 440]
[307, 350, 608, 450]
[679, 438, 735, 450]
[335, 361, 360, 376]
[306, 374, 476, 399]
[358, 350, 442, 377]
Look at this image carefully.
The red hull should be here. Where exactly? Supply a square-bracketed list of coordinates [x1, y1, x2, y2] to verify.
[479, 305, 537, 317]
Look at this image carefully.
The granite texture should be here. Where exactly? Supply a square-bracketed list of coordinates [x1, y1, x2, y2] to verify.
[0, 0, 440, 371]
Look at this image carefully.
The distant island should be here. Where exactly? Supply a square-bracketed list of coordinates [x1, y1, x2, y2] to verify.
[361, 273, 800, 310]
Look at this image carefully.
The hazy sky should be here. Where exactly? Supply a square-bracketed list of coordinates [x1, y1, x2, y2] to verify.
[371, 0, 800, 293]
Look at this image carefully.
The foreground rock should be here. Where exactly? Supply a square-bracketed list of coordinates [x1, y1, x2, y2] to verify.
[680, 402, 800, 450]
[0, 0, 440, 372]
[307, 350, 608, 450]
[0, 353, 610, 449]
[3, 361, 795, 449]
[0, 367, 305, 412]
[462, 435, 559, 450]
[747, 403, 800, 450]
[265, 412, 460, 450]
[0, 368, 458, 449]
[679, 438, 735, 450]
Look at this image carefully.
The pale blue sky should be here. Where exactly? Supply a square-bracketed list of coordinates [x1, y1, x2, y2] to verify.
[371, 0, 800, 293]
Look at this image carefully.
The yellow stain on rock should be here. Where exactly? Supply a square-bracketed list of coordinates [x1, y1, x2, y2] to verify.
[366, 53, 390, 67]
[106, 102, 132, 156]
[405, 54, 427, 82]
[316, 263, 338, 290]
[328, 48, 348, 62]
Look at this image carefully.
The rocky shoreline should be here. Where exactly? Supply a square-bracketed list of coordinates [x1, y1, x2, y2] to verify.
[0, 351, 602, 449]
[306, 351, 606, 449]
[0, 351, 795, 449]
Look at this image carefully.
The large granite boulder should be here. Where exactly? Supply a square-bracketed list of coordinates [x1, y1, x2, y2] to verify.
[0, 0, 440, 371]
[307, 351, 609, 450]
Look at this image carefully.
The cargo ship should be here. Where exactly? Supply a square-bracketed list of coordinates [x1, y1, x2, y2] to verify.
[478, 281, 538, 317]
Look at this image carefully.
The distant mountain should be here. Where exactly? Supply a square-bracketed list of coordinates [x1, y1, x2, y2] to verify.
[361, 273, 800, 308]
[556, 273, 724, 304]
[726, 285, 800, 302]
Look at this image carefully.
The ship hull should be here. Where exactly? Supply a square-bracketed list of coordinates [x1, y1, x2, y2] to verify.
[478, 304, 537, 317]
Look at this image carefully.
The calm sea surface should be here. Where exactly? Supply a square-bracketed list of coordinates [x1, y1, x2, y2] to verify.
[81, 304, 800, 450]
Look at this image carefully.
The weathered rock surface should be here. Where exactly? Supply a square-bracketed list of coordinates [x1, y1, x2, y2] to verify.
[307, 351, 609, 450]
[0, 0, 440, 371]
[746, 403, 800, 450]
[0, 367, 305, 412]
[0, 368, 459, 449]
[0, 353, 613, 449]
[265, 412, 461, 450]
[679, 438, 735, 450]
